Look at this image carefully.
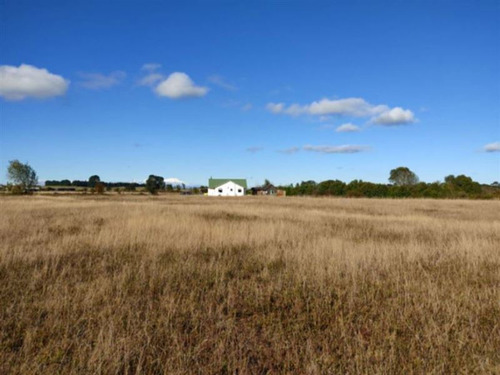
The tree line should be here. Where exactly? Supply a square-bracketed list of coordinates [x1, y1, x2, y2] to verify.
[4, 161, 190, 195]
[45, 175, 189, 194]
[45, 175, 146, 190]
[276, 167, 499, 199]
[4, 160, 499, 198]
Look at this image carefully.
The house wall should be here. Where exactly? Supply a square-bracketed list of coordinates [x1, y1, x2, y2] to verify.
[208, 181, 245, 196]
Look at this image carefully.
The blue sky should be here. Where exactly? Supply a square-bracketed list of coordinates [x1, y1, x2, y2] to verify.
[1, 0, 499, 186]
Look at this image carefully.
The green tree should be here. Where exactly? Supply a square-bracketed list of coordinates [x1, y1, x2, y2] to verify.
[145, 175, 165, 195]
[317, 180, 346, 196]
[88, 175, 101, 188]
[7, 160, 38, 193]
[346, 180, 364, 197]
[297, 180, 317, 195]
[389, 167, 419, 186]
[445, 175, 481, 195]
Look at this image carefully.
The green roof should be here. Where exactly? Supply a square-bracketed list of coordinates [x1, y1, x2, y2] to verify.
[209, 178, 247, 189]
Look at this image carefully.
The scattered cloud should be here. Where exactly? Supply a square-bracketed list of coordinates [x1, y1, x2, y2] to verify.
[268, 98, 383, 117]
[78, 71, 126, 90]
[138, 63, 164, 86]
[138, 73, 164, 86]
[155, 72, 208, 99]
[266, 102, 303, 116]
[208, 75, 237, 91]
[241, 103, 252, 111]
[371, 107, 415, 125]
[164, 177, 184, 185]
[484, 142, 500, 152]
[266, 102, 285, 114]
[267, 97, 415, 125]
[246, 146, 264, 153]
[335, 123, 360, 133]
[278, 146, 300, 154]
[141, 63, 161, 72]
[0, 64, 69, 100]
[303, 144, 369, 154]
[308, 98, 387, 117]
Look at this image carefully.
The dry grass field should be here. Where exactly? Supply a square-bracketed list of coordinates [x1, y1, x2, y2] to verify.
[1, 195, 499, 374]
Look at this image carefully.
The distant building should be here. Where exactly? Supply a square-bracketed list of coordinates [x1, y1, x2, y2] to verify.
[251, 183, 285, 196]
[208, 178, 247, 196]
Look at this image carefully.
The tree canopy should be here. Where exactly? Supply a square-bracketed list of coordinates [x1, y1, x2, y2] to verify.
[145, 175, 165, 194]
[7, 160, 38, 193]
[445, 175, 481, 195]
[389, 167, 419, 186]
[88, 175, 101, 188]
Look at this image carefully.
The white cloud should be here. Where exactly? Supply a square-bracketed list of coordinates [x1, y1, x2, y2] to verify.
[138, 73, 164, 86]
[303, 144, 369, 154]
[138, 63, 164, 86]
[266, 102, 304, 116]
[266, 102, 285, 114]
[268, 98, 387, 117]
[308, 98, 387, 117]
[79, 71, 126, 90]
[282, 104, 305, 116]
[155, 72, 208, 99]
[266, 97, 415, 126]
[164, 177, 184, 185]
[278, 146, 300, 154]
[141, 63, 161, 72]
[484, 142, 500, 152]
[0, 64, 69, 100]
[336, 123, 360, 133]
[246, 146, 264, 153]
[371, 107, 415, 125]
[208, 75, 237, 91]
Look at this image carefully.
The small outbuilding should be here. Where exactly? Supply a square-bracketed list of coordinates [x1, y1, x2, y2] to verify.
[208, 178, 247, 196]
[251, 183, 280, 196]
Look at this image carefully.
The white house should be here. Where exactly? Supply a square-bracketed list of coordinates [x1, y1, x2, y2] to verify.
[208, 178, 247, 196]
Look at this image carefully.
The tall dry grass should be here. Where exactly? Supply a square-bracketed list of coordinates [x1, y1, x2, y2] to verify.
[1, 195, 499, 374]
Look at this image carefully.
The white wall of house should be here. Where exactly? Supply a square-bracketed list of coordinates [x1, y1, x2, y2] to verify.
[208, 181, 245, 196]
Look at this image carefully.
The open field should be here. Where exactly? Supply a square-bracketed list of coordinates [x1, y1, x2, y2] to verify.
[1, 195, 499, 374]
